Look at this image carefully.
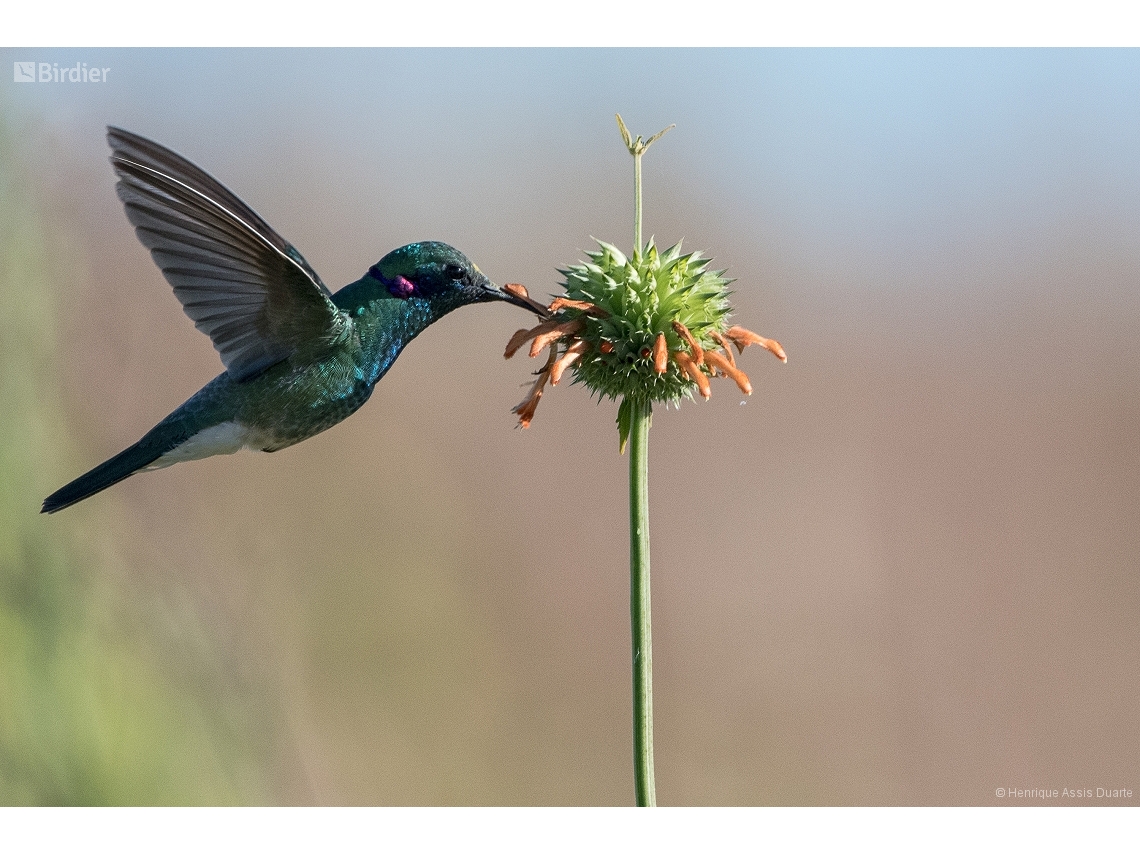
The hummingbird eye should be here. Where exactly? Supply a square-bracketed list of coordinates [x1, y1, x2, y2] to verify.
[444, 263, 466, 281]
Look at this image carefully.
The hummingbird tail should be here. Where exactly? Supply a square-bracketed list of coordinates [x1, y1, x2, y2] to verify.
[41, 421, 188, 514]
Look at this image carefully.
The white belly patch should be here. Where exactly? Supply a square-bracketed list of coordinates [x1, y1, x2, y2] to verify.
[144, 421, 260, 471]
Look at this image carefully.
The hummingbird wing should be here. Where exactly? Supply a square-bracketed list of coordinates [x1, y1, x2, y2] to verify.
[106, 127, 350, 382]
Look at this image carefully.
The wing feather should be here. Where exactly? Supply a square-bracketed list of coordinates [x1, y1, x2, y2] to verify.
[107, 127, 349, 381]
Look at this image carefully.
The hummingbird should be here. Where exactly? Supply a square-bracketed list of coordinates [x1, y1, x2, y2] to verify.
[42, 127, 546, 514]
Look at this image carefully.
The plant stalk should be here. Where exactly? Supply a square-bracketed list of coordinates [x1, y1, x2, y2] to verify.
[616, 113, 671, 806]
[633, 150, 643, 253]
[627, 394, 655, 807]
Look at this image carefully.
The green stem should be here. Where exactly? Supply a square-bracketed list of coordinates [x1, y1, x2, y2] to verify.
[616, 113, 671, 255]
[615, 113, 671, 806]
[628, 395, 655, 806]
[633, 150, 643, 253]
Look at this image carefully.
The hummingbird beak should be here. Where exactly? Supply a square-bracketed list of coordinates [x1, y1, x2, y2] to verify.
[477, 277, 550, 318]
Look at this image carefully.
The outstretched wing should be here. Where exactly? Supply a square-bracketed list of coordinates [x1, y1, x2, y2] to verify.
[107, 126, 350, 381]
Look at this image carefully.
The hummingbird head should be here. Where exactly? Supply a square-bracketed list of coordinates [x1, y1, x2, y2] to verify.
[368, 242, 546, 317]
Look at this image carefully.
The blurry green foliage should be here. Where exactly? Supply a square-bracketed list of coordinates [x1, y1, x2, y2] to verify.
[0, 106, 273, 804]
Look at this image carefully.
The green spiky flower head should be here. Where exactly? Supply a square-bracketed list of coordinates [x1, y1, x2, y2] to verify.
[562, 238, 732, 406]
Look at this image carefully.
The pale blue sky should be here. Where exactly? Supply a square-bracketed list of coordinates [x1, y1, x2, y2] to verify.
[7, 49, 1140, 284]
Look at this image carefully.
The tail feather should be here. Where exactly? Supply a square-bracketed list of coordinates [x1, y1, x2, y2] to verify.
[41, 421, 190, 514]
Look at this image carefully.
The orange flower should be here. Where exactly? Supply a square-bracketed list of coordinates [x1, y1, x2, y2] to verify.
[724, 325, 787, 363]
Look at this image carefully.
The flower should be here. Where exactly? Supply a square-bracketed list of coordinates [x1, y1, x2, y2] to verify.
[504, 239, 786, 434]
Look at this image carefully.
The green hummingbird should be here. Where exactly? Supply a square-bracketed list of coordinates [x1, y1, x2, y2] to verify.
[42, 127, 546, 514]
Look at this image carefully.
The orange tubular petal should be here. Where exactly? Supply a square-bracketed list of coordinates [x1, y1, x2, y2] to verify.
[503, 283, 551, 316]
[512, 348, 558, 428]
[671, 320, 704, 365]
[550, 339, 591, 385]
[505, 327, 536, 359]
[710, 330, 737, 368]
[766, 339, 788, 363]
[673, 351, 711, 400]
[725, 325, 788, 363]
[505, 318, 577, 359]
[704, 350, 753, 395]
[529, 318, 585, 358]
[511, 374, 546, 428]
[652, 333, 668, 374]
[548, 297, 610, 317]
[599, 341, 615, 354]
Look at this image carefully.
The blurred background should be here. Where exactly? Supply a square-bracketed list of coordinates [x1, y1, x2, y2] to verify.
[1, 49, 1137, 805]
